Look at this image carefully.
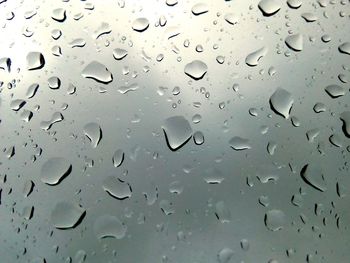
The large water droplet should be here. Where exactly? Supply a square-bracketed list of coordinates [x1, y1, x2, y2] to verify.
[184, 60, 208, 80]
[340, 111, 350, 137]
[269, 88, 293, 119]
[264, 209, 286, 231]
[162, 116, 193, 151]
[191, 3, 208, 15]
[217, 248, 234, 263]
[83, 122, 102, 148]
[112, 149, 124, 167]
[300, 164, 327, 192]
[132, 18, 149, 32]
[113, 48, 128, 60]
[41, 157, 72, 185]
[26, 52, 45, 70]
[285, 34, 303, 51]
[325, 84, 345, 98]
[82, 61, 113, 84]
[52, 8, 66, 22]
[258, 0, 281, 16]
[338, 42, 350, 55]
[245, 47, 268, 67]
[103, 176, 132, 200]
[93, 215, 127, 239]
[229, 136, 251, 151]
[51, 202, 85, 229]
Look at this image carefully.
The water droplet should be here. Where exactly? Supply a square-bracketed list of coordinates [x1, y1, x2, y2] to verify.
[325, 84, 345, 98]
[83, 122, 102, 148]
[82, 61, 113, 84]
[258, 0, 281, 16]
[69, 38, 86, 48]
[26, 83, 39, 98]
[285, 34, 303, 52]
[217, 248, 234, 263]
[229, 136, 251, 150]
[51, 202, 85, 229]
[215, 201, 231, 223]
[193, 131, 204, 145]
[300, 164, 327, 192]
[103, 176, 132, 200]
[48, 76, 61, 89]
[340, 111, 350, 137]
[338, 42, 350, 55]
[287, 0, 302, 9]
[112, 149, 124, 167]
[52, 8, 66, 22]
[191, 3, 209, 16]
[301, 13, 317, 22]
[264, 209, 286, 231]
[184, 60, 208, 80]
[162, 116, 193, 151]
[245, 47, 268, 67]
[269, 88, 293, 119]
[26, 52, 45, 70]
[93, 215, 127, 239]
[113, 48, 128, 60]
[132, 18, 149, 32]
[40, 112, 64, 130]
[41, 157, 72, 185]
[224, 13, 239, 25]
[10, 99, 26, 111]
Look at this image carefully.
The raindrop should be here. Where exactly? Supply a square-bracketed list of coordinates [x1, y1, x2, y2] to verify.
[52, 8, 66, 22]
[229, 136, 251, 151]
[162, 116, 193, 151]
[112, 149, 124, 167]
[93, 215, 127, 239]
[193, 131, 204, 145]
[338, 42, 350, 55]
[184, 60, 208, 80]
[258, 0, 281, 16]
[132, 18, 149, 32]
[40, 112, 64, 130]
[83, 122, 102, 148]
[340, 111, 350, 137]
[27, 52, 45, 70]
[245, 47, 268, 67]
[113, 48, 128, 60]
[217, 248, 234, 263]
[48, 76, 61, 89]
[285, 34, 303, 52]
[325, 85, 345, 98]
[191, 3, 208, 16]
[40, 157, 72, 185]
[300, 164, 327, 192]
[103, 176, 132, 200]
[51, 202, 85, 229]
[82, 61, 113, 84]
[264, 209, 286, 231]
[269, 88, 293, 119]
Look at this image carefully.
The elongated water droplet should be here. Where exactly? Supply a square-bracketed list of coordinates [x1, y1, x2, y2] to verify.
[338, 42, 350, 55]
[229, 136, 251, 150]
[191, 3, 208, 15]
[113, 48, 128, 60]
[340, 111, 350, 137]
[325, 85, 345, 98]
[112, 149, 124, 167]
